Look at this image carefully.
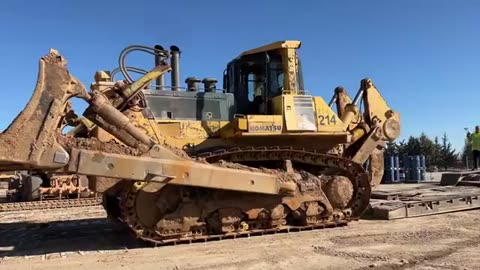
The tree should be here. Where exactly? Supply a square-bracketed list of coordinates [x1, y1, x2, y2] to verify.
[385, 141, 397, 156]
[418, 133, 437, 167]
[405, 136, 421, 156]
[396, 140, 408, 157]
[438, 133, 457, 170]
[381, 132, 458, 170]
[431, 136, 442, 167]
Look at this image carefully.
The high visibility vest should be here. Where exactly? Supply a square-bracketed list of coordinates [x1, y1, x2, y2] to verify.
[472, 133, 480, 151]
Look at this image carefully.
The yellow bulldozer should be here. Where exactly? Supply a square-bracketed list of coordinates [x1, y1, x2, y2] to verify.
[0, 40, 400, 244]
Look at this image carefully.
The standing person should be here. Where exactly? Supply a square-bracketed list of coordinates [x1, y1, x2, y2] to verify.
[467, 126, 480, 170]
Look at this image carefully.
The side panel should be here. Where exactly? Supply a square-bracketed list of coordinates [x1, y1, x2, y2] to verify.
[247, 115, 283, 134]
[271, 95, 283, 115]
[143, 90, 235, 121]
[283, 95, 317, 132]
[313, 97, 345, 132]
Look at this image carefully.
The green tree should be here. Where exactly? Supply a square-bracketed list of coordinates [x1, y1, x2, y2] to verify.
[405, 136, 421, 156]
[431, 136, 442, 167]
[385, 141, 397, 156]
[438, 133, 458, 170]
[418, 133, 437, 167]
[381, 133, 458, 170]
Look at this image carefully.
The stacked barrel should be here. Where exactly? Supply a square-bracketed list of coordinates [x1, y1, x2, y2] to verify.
[383, 154, 427, 183]
[404, 155, 427, 182]
[383, 155, 402, 183]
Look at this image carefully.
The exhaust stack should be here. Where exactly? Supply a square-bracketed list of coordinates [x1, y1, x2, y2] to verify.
[154, 45, 165, 90]
[202, 78, 217, 92]
[185, 77, 201, 92]
[170, 46, 181, 91]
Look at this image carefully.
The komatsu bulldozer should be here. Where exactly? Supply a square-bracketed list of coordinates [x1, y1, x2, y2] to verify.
[0, 40, 400, 244]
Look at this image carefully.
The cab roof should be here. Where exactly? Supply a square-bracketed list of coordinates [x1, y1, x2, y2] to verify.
[237, 40, 302, 58]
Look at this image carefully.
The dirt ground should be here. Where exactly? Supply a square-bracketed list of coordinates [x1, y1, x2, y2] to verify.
[1, 203, 479, 270]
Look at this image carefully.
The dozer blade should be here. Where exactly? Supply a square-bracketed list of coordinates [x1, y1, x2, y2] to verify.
[0, 49, 89, 171]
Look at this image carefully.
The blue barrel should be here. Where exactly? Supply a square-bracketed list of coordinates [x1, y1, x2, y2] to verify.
[394, 155, 400, 181]
[412, 168, 421, 181]
[411, 155, 421, 182]
[420, 155, 426, 181]
[412, 155, 421, 169]
[402, 156, 410, 180]
[383, 168, 395, 183]
[385, 155, 394, 170]
[420, 155, 426, 169]
[420, 169, 426, 181]
[403, 156, 412, 181]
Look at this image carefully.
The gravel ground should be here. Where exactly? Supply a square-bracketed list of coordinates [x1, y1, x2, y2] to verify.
[1, 203, 479, 270]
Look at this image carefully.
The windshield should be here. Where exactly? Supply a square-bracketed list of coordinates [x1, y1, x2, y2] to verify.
[268, 53, 284, 97]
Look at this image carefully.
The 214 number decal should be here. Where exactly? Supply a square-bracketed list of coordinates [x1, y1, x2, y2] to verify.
[318, 114, 337, 125]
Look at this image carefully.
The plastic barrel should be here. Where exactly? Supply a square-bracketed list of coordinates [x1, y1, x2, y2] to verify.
[420, 169, 426, 181]
[403, 156, 412, 181]
[412, 168, 421, 182]
[420, 155, 426, 181]
[385, 155, 394, 170]
[411, 155, 421, 182]
[383, 155, 394, 183]
[420, 155, 426, 168]
[394, 155, 400, 182]
[383, 168, 395, 183]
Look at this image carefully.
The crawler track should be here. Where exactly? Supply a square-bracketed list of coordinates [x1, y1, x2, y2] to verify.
[146, 219, 351, 246]
[0, 197, 102, 212]
[118, 146, 371, 245]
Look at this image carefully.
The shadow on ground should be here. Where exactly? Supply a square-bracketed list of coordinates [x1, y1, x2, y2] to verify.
[0, 218, 147, 257]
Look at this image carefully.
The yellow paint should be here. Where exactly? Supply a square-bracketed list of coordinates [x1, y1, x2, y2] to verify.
[283, 48, 298, 93]
[313, 97, 345, 132]
[124, 110, 158, 141]
[272, 95, 283, 115]
[235, 118, 248, 131]
[86, 41, 399, 157]
[153, 119, 231, 149]
[364, 81, 401, 124]
[246, 115, 283, 134]
[283, 95, 317, 131]
[238, 40, 301, 58]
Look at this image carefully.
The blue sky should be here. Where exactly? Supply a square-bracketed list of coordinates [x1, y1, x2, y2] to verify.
[0, 0, 478, 151]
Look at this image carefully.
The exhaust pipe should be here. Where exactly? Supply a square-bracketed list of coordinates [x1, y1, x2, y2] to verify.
[185, 77, 201, 92]
[154, 45, 165, 90]
[170, 46, 181, 91]
[202, 78, 218, 92]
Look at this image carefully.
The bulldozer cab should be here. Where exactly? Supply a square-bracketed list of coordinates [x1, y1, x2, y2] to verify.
[223, 40, 304, 115]
[223, 40, 344, 135]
